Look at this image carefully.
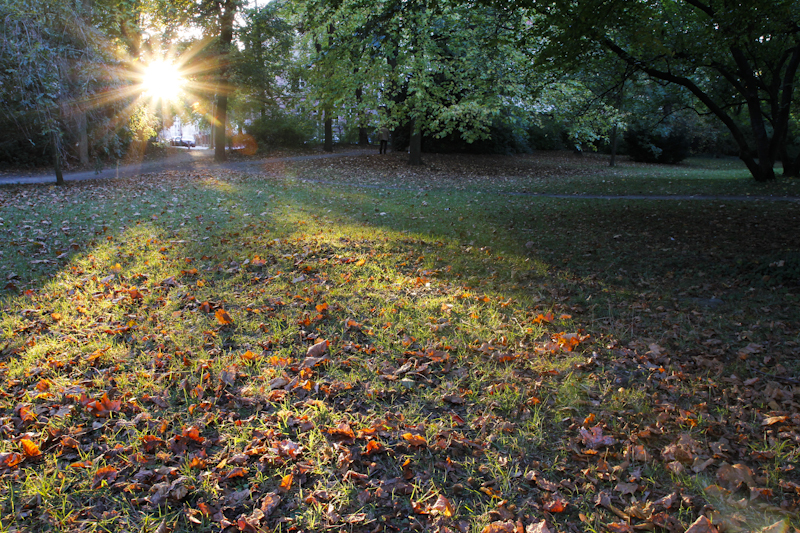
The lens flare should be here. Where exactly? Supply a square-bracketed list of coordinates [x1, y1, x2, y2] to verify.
[141, 60, 185, 101]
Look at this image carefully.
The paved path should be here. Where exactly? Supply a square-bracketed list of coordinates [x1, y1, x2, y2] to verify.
[0, 147, 374, 186]
[2, 148, 798, 203]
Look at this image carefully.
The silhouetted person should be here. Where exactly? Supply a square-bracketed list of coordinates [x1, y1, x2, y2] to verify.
[379, 126, 389, 154]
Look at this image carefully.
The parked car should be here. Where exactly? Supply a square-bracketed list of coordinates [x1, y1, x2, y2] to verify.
[170, 136, 195, 148]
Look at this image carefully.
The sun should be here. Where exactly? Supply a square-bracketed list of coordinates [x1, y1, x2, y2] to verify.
[141, 60, 185, 101]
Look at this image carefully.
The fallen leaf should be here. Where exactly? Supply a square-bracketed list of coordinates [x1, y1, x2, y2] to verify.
[92, 466, 119, 489]
[401, 433, 427, 447]
[580, 425, 616, 449]
[759, 519, 789, 533]
[481, 521, 517, 533]
[429, 495, 454, 517]
[19, 438, 41, 458]
[526, 521, 551, 533]
[684, 515, 719, 533]
[614, 482, 638, 496]
[543, 494, 567, 513]
[716, 462, 755, 491]
[306, 339, 328, 357]
[215, 309, 233, 325]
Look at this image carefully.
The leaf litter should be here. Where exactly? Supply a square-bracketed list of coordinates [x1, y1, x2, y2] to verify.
[0, 152, 798, 532]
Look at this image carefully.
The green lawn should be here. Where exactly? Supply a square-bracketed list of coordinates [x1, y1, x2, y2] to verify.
[0, 151, 797, 533]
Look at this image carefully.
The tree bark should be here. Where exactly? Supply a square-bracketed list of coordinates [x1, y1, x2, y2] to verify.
[609, 124, 618, 167]
[53, 132, 64, 186]
[77, 110, 89, 166]
[215, 93, 228, 161]
[324, 113, 333, 152]
[409, 119, 422, 165]
[214, 0, 236, 163]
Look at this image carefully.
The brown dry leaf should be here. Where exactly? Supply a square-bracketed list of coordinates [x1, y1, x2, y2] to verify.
[716, 462, 755, 491]
[279, 473, 293, 492]
[614, 482, 639, 496]
[299, 355, 329, 370]
[92, 465, 119, 489]
[306, 339, 328, 357]
[0, 452, 22, 469]
[762, 416, 789, 426]
[543, 494, 567, 513]
[684, 515, 719, 533]
[526, 521, 551, 533]
[429, 495, 454, 517]
[759, 519, 789, 533]
[481, 521, 517, 533]
[606, 523, 634, 533]
[579, 425, 616, 449]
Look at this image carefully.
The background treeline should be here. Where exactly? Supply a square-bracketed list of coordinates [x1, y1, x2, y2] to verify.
[1, 0, 798, 180]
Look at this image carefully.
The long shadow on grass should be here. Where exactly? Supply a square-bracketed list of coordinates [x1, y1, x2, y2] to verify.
[1, 169, 798, 532]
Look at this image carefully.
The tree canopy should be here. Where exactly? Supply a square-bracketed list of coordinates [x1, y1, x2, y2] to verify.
[523, 0, 800, 181]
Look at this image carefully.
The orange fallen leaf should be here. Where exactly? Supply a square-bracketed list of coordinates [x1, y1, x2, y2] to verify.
[543, 495, 567, 513]
[92, 465, 118, 489]
[241, 350, 258, 362]
[401, 433, 427, 447]
[279, 473, 293, 492]
[20, 438, 41, 458]
[0, 452, 23, 469]
[481, 521, 516, 533]
[364, 440, 384, 456]
[215, 309, 234, 325]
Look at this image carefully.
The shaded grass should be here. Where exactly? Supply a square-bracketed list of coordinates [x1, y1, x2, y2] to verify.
[0, 152, 797, 532]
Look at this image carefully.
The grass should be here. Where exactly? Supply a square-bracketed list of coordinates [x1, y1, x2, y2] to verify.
[0, 150, 798, 532]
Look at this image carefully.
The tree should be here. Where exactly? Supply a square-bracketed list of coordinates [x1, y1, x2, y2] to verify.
[234, 3, 293, 120]
[525, 0, 800, 181]
[195, 0, 239, 162]
[292, 0, 530, 164]
[0, 0, 109, 183]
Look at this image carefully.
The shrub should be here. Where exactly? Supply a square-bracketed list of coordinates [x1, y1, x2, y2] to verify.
[247, 112, 316, 149]
[624, 127, 692, 164]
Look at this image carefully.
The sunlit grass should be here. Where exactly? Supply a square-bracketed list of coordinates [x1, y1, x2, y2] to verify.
[0, 156, 798, 531]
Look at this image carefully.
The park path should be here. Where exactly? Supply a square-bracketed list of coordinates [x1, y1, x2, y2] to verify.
[0, 147, 374, 186]
[1, 148, 799, 203]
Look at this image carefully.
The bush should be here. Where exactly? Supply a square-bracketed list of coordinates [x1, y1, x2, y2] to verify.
[391, 119, 533, 155]
[247, 112, 316, 149]
[624, 127, 692, 164]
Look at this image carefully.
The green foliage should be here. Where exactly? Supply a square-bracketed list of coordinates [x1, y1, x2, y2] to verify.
[624, 127, 691, 164]
[246, 111, 316, 148]
[523, 0, 800, 181]
[231, 3, 294, 121]
[292, 0, 533, 152]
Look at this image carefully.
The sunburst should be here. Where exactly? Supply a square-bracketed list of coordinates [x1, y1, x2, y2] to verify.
[141, 60, 186, 102]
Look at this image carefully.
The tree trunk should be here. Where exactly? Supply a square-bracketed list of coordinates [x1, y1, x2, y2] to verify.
[77, 111, 89, 166]
[782, 147, 800, 177]
[215, 94, 228, 162]
[355, 85, 369, 146]
[214, 0, 236, 163]
[409, 120, 422, 165]
[324, 114, 333, 152]
[609, 125, 618, 167]
[53, 133, 64, 186]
